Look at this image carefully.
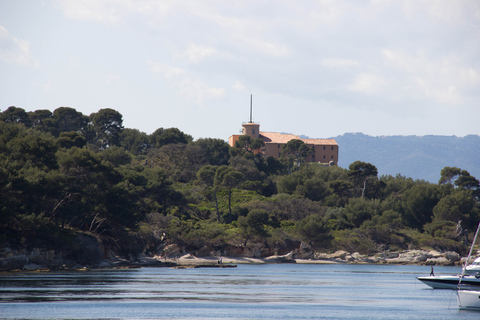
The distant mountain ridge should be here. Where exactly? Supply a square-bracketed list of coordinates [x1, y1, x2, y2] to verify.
[327, 133, 480, 183]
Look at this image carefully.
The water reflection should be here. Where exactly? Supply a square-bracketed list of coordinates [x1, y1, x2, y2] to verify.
[1, 264, 478, 320]
[0, 269, 138, 303]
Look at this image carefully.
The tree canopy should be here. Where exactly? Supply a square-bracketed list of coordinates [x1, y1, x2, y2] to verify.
[1, 105, 479, 263]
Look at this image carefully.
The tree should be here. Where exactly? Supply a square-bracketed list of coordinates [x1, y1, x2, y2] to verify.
[119, 128, 150, 155]
[348, 161, 378, 198]
[401, 183, 447, 230]
[296, 214, 332, 248]
[147, 144, 206, 182]
[237, 209, 270, 246]
[264, 156, 285, 175]
[281, 139, 313, 172]
[99, 146, 132, 166]
[439, 167, 480, 199]
[0, 106, 30, 126]
[142, 167, 186, 216]
[89, 108, 124, 149]
[54, 147, 116, 230]
[215, 166, 244, 223]
[28, 109, 56, 134]
[327, 180, 353, 204]
[229, 156, 268, 193]
[439, 167, 462, 185]
[344, 198, 380, 228]
[433, 190, 480, 230]
[53, 107, 89, 137]
[149, 127, 193, 148]
[193, 138, 230, 166]
[56, 131, 87, 149]
[230, 135, 265, 156]
[0, 122, 60, 227]
[0, 122, 58, 171]
[197, 165, 220, 221]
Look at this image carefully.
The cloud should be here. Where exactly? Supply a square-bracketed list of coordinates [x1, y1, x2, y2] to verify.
[348, 73, 389, 96]
[147, 60, 185, 78]
[147, 60, 224, 104]
[35, 80, 51, 92]
[43, 0, 480, 134]
[232, 80, 246, 92]
[176, 44, 218, 64]
[321, 58, 361, 68]
[54, 0, 174, 25]
[106, 73, 122, 83]
[382, 49, 479, 104]
[0, 25, 39, 68]
[54, 0, 128, 24]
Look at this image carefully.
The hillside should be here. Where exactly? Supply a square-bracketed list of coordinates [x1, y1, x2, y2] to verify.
[332, 133, 480, 182]
[2, 107, 480, 271]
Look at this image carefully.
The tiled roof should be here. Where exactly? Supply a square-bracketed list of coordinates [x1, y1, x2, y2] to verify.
[260, 132, 337, 146]
[302, 138, 338, 146]
[260, 132, 300, 143]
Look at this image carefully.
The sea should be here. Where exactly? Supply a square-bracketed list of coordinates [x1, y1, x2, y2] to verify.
[0, 263, 478, 320]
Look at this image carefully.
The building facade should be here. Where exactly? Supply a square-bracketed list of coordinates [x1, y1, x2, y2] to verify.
[229, 122, 339, 165]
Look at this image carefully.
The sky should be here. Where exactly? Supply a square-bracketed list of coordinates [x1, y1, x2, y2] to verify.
[0, 0, 479, 141]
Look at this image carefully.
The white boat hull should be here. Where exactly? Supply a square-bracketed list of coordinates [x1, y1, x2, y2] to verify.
[457, 290, 480, 310]
[417, 275, 480, 289]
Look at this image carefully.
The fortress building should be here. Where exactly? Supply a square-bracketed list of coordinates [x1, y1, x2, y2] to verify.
[228, 96, 339, 165]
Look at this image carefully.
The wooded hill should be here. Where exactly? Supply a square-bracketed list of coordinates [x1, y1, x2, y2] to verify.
[333, 133, 480, 183]
[1, 106, 479, 266]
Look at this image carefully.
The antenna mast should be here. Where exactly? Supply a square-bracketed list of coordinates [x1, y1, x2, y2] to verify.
[249, 94, 253, 123]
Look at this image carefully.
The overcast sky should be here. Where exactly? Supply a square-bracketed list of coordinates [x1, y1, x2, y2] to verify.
[1, 0, 479, 141]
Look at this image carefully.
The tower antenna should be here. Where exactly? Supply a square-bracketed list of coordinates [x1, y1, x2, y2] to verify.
[249, 94, 253, 123]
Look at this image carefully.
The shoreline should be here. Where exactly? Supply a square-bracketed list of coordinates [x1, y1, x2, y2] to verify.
[1, 249, 474, 272]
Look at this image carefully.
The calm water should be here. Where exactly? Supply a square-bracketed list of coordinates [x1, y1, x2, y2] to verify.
[0, 263, 478, 319]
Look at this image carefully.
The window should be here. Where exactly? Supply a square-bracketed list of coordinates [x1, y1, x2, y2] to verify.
[331, 155, 334, 159]
[252, 129, 255, 134]
[323, 146, 325, 150]
[331, 146, 334, 150]
[323, 155, 326, 159]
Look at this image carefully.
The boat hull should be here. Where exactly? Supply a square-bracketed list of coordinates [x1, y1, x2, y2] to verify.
[417, 275, 480, 289]
[457, 290, 480, 310]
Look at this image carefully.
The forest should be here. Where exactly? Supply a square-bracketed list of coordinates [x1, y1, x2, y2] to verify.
[1, 106, 479, 263]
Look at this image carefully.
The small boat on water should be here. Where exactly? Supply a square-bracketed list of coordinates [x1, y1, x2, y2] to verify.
[457, 221, 480, 310]
[417, 274, 480, 289]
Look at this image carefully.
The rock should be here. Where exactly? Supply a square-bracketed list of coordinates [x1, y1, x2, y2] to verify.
[413, 255, 428, 263]
[163, 244, 182, 258]
[23, 263, 42, 271]
[425, 257, 453, 266]
[265, 252, 296, 263]
[0, 254, 28, 270]
[369, 254, 386, 263]
[428, 250, 442, 258]
[444, 251, 460, 262]
[345, 255, 355, 262]
[386, 252, 399, 259]
[386, 257, 413, 264]
[326, 250, 348, 260]
[351, 252, 361, 260]
[98, 260, 112, 268]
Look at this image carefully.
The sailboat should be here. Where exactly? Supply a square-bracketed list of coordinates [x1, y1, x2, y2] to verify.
[457, 221, 480, 310]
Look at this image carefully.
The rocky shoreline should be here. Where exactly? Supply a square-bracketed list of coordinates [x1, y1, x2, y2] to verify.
[1, 246, 477, 272]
